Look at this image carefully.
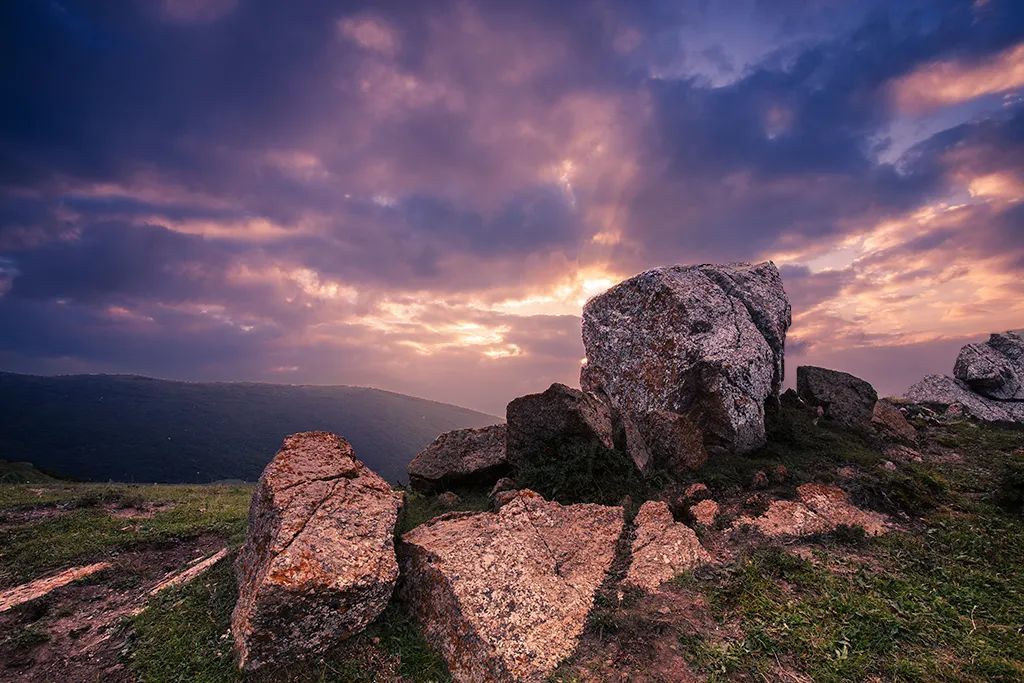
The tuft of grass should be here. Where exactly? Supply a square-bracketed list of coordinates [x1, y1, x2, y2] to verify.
[396, 487, 491, 536]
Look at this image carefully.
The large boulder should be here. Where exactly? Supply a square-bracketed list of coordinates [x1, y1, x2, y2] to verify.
[408, 424, 509, 493]
[581, 262, 791, 473]
[796, 366, 878, 430]
[232, 432, 404, 672]
[905, 374, 1024, 424]
[400, 490, 624, 682]
[505, 383, 615, 468]
[624, 501, 712, 593]
[954, 332, 1024, 401]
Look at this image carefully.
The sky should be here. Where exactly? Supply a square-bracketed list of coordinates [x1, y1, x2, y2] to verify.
[1, 0, 1023, 416]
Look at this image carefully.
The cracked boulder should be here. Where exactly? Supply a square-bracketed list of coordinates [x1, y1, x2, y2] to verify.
[625, 501, 712, 593]
[797, 366, 878, 431]
[400, 490, 623, 682]
[505, 383, 615, 469]
[954, 331, 1024, 401]
[581, 262, 791, 473]
[232, 432, 404, 672]
[408, 424, 509, 493]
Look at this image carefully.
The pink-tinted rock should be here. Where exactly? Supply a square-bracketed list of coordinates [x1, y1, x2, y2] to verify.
[731, 483, 889, 538]
[232, 432, 404, 672]
[625, 501, 712, 593]
[871, 399, 917, 444]
[400, 490, 624, 682]
[690, 499, 720, 526]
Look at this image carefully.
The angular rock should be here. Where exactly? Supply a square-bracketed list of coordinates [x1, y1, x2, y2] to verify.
[436, 491, 461, 508]
[505, 383, 615, 468]
[625, 501, 712, 593]
[408, 424, 509, 493]
[400, 490, 624, 682]
[871, 399, 917, 444]
[232, 432, 404, 672]
[797, 366, 878, 430]
[905, 375, 1024, 424]
[954, 332, 1024, 400]
[731, 483, 889, 538]
[689, 499, 720, 527]
[581, 262, 791, 474]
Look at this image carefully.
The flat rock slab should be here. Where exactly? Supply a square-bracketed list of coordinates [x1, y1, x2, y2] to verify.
[408, 424, 509, 493]
[625, 501, 712, 593]
[400, 490, 624, 682]
[732, 483, 889, 538]
[905, 374, 1024, 424]
[0, 562, 111, 613]
[232, 432, 404, 672]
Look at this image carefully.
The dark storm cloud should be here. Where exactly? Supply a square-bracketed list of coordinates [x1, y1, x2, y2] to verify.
[1, 0, 1023, 411]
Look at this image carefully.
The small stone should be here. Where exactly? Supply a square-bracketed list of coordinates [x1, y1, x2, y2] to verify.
[436, 491, 461, 508]
[491, 490, 519, 510]
[770, 464, 788, 483]
[684, 483, 710, 500]
[690, 499, 720, 526]
[751, 470, 769, 489]
[489, 477, 516, 497]
[882, 460, 897, 472]
[871, 399, 918, 444]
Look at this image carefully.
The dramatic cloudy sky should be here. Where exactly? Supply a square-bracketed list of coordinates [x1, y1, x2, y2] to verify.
[2, 1, 1023, 415]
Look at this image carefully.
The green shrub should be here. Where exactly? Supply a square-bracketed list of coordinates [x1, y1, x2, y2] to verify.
[515, 439, 648, 506]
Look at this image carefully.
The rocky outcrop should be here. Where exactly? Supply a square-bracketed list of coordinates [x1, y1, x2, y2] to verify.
[581, 262, 791, 474]
[905, 374, 1024, 424]
[625, 501, 712, 593]
[953, 332, 1024, 401]
[408, 424, 509, 493]
[400, 490, 624, 682]
[731, 483, 889, 538]
[871, 399, 917, 444]
[505, 383, 615, 468]
[797, 366, 878, 430]
[232, 432, 404, 672]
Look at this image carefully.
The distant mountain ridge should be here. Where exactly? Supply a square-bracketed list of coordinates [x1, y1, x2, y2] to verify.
[0, 372, 500, 484]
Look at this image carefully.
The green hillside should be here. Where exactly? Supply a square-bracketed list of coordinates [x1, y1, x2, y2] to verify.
[0, 372, 498, 484]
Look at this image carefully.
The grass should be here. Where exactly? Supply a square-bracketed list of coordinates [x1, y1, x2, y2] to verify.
[0, 483, 251, 585]
[128, 557, 450, 682]
[672, 417, 1024, 682]
[396, 486, 491, 535]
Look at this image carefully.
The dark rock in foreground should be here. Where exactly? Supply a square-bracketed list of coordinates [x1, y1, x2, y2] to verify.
[408, 424, 508, 493]
[399, 490, 623, 682]
[232, 432, 404, 672]
[954, 331, 1024, 401]
[797, 366, 878, 430]
[505, 383, 614, 468]
[581, 262, 791, 474]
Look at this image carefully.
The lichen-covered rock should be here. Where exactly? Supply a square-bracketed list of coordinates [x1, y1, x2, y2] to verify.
[690, 499, 719, 526]
[797, 366, 878, 430]
[905, 375, 1024, 424]
[625, 501, 712, 593]
[871, 399, 917, 444]
[954, 332, 1024, 400]
[731, 483, 889, 538]
[408, 424, 509, 493]
[581, 262, 791, 474]
[400, 490, 624, 682]
[505, 383, 614, 468]
[232, 432, 404, 672]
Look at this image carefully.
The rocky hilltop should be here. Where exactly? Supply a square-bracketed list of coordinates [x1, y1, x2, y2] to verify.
[1, 262, 1021, 682]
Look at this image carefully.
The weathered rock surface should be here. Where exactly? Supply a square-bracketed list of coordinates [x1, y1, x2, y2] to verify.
[954, 332, 1024, 401]
[871, 399, 917, 444]
[408, 424, 509, 493]
[626, 501, 712, 593]
[732, 483, 889, 538]
[581, 262, 791, 474]
[400, 490, 624, 682]
[232, 432, 404, 672]
[505, 383, 614, 468]
[797, 366, 878, 430]
[690, 499, 720, 527]
[905, 375, 1024, 424]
